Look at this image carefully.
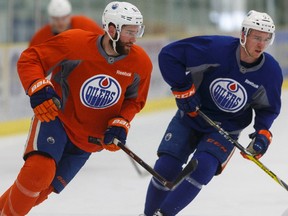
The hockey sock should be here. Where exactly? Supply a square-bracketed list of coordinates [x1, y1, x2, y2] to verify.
[1, 154, 56, 215]
[0, 185, 12, 211]
[159, 152, 219, 216]
[144, 154, 183, 216]
[34, 185, 54, 206]
[0, 176, 55, 212]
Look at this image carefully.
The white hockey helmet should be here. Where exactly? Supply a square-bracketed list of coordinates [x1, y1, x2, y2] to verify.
[241, 10, 275, 45]
[47, 0, 72, 17]
[102, 1, 145, 38]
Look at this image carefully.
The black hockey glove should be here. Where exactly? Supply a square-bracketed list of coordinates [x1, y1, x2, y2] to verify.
[28, 79, 61, 122]
[103, 117, 130, 151]
[242, 129, 272, 159]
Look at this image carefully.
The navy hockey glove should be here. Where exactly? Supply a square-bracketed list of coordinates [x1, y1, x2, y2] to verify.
[28, 79, 61, 122]
[103, 117, 130, 151]
[172, 84, 200, 117]
[242, 130, 272, 159]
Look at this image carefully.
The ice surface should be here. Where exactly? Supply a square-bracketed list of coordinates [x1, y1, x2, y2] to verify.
[1, 91, 288, 216]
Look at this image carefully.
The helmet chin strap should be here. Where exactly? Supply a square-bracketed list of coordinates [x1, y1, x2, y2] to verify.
[240, 35, 252, 58]
[107, 31, 120, 55]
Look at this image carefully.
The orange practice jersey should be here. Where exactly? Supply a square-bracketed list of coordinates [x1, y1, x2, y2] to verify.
[18, 29, 152, 153]
[29, 15, 104, 47]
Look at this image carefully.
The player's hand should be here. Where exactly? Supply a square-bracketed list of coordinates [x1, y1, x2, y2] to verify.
[172, 84, 200, 117]
[103, 117, 130, 151]
[28, 79, 61, 122]
[241, 130, 272, 159]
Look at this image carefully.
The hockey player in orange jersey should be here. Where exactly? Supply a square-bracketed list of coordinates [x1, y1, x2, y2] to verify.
[0, 1, 152, 215]
[29, 0, 104, 47]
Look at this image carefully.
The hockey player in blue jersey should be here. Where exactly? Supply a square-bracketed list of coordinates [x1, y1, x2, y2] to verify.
[143, 10, 282, 216]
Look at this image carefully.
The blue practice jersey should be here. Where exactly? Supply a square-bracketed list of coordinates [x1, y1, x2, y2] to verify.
[158, 35, 283, 133]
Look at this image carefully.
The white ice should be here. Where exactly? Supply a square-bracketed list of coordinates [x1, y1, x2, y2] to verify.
[1, 91, 288, 216]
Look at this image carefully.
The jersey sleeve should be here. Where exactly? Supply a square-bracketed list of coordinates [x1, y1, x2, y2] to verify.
[253, 59, 283, 131]
[18, 32, 73, 91]
[158, 36, 211, 89]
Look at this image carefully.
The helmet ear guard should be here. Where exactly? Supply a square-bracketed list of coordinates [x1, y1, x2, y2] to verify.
[240, 10, 275, 46]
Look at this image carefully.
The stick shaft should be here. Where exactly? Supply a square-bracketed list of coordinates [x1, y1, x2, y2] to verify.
[197, 110, 288, 191]
[117, 142, 197, 190]
[117, 142, 171, 187]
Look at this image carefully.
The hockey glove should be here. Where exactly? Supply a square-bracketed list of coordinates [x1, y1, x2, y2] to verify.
[103, 117, 130, 152]
[172, 84, 200, 117]
[28, 79, 61, 122]
[241, 129, 272, 159]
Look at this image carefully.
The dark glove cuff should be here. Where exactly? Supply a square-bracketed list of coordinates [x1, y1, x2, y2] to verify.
[30, 86, 60, 109]
[107, 117, 130, 134]
[171, 83, 193, 92]
[172, 84, 196, 99]
[258, 129, 272, 144]
[28, 78, 54, 96]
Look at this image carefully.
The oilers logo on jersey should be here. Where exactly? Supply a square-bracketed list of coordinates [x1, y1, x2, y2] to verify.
[210, 78, 247, 113]
[80, 74, 121, 109]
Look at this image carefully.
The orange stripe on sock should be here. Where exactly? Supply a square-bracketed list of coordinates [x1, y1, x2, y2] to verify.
[0, 186, 12, 211]
[1, 155, 56, 215]
[3, 180, 41, 215]
[34, 185, 54, 206]
[7, 190, 21, 216]
[16, 180, 40, 198]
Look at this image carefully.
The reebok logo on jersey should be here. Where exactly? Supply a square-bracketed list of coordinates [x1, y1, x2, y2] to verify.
[245, 79, 259, 89]
[80, 74, 121, 109]
[210, 78, 247, 113]
[116, 70, 132, 77]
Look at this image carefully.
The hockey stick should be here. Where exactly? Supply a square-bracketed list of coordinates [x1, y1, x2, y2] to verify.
[197, 109, 288, 191]
[115, 139, 198, 190]
[127, 153, 149, 176]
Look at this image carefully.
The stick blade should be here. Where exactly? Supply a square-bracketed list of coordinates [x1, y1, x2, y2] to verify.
[279, 179, 288, 191]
